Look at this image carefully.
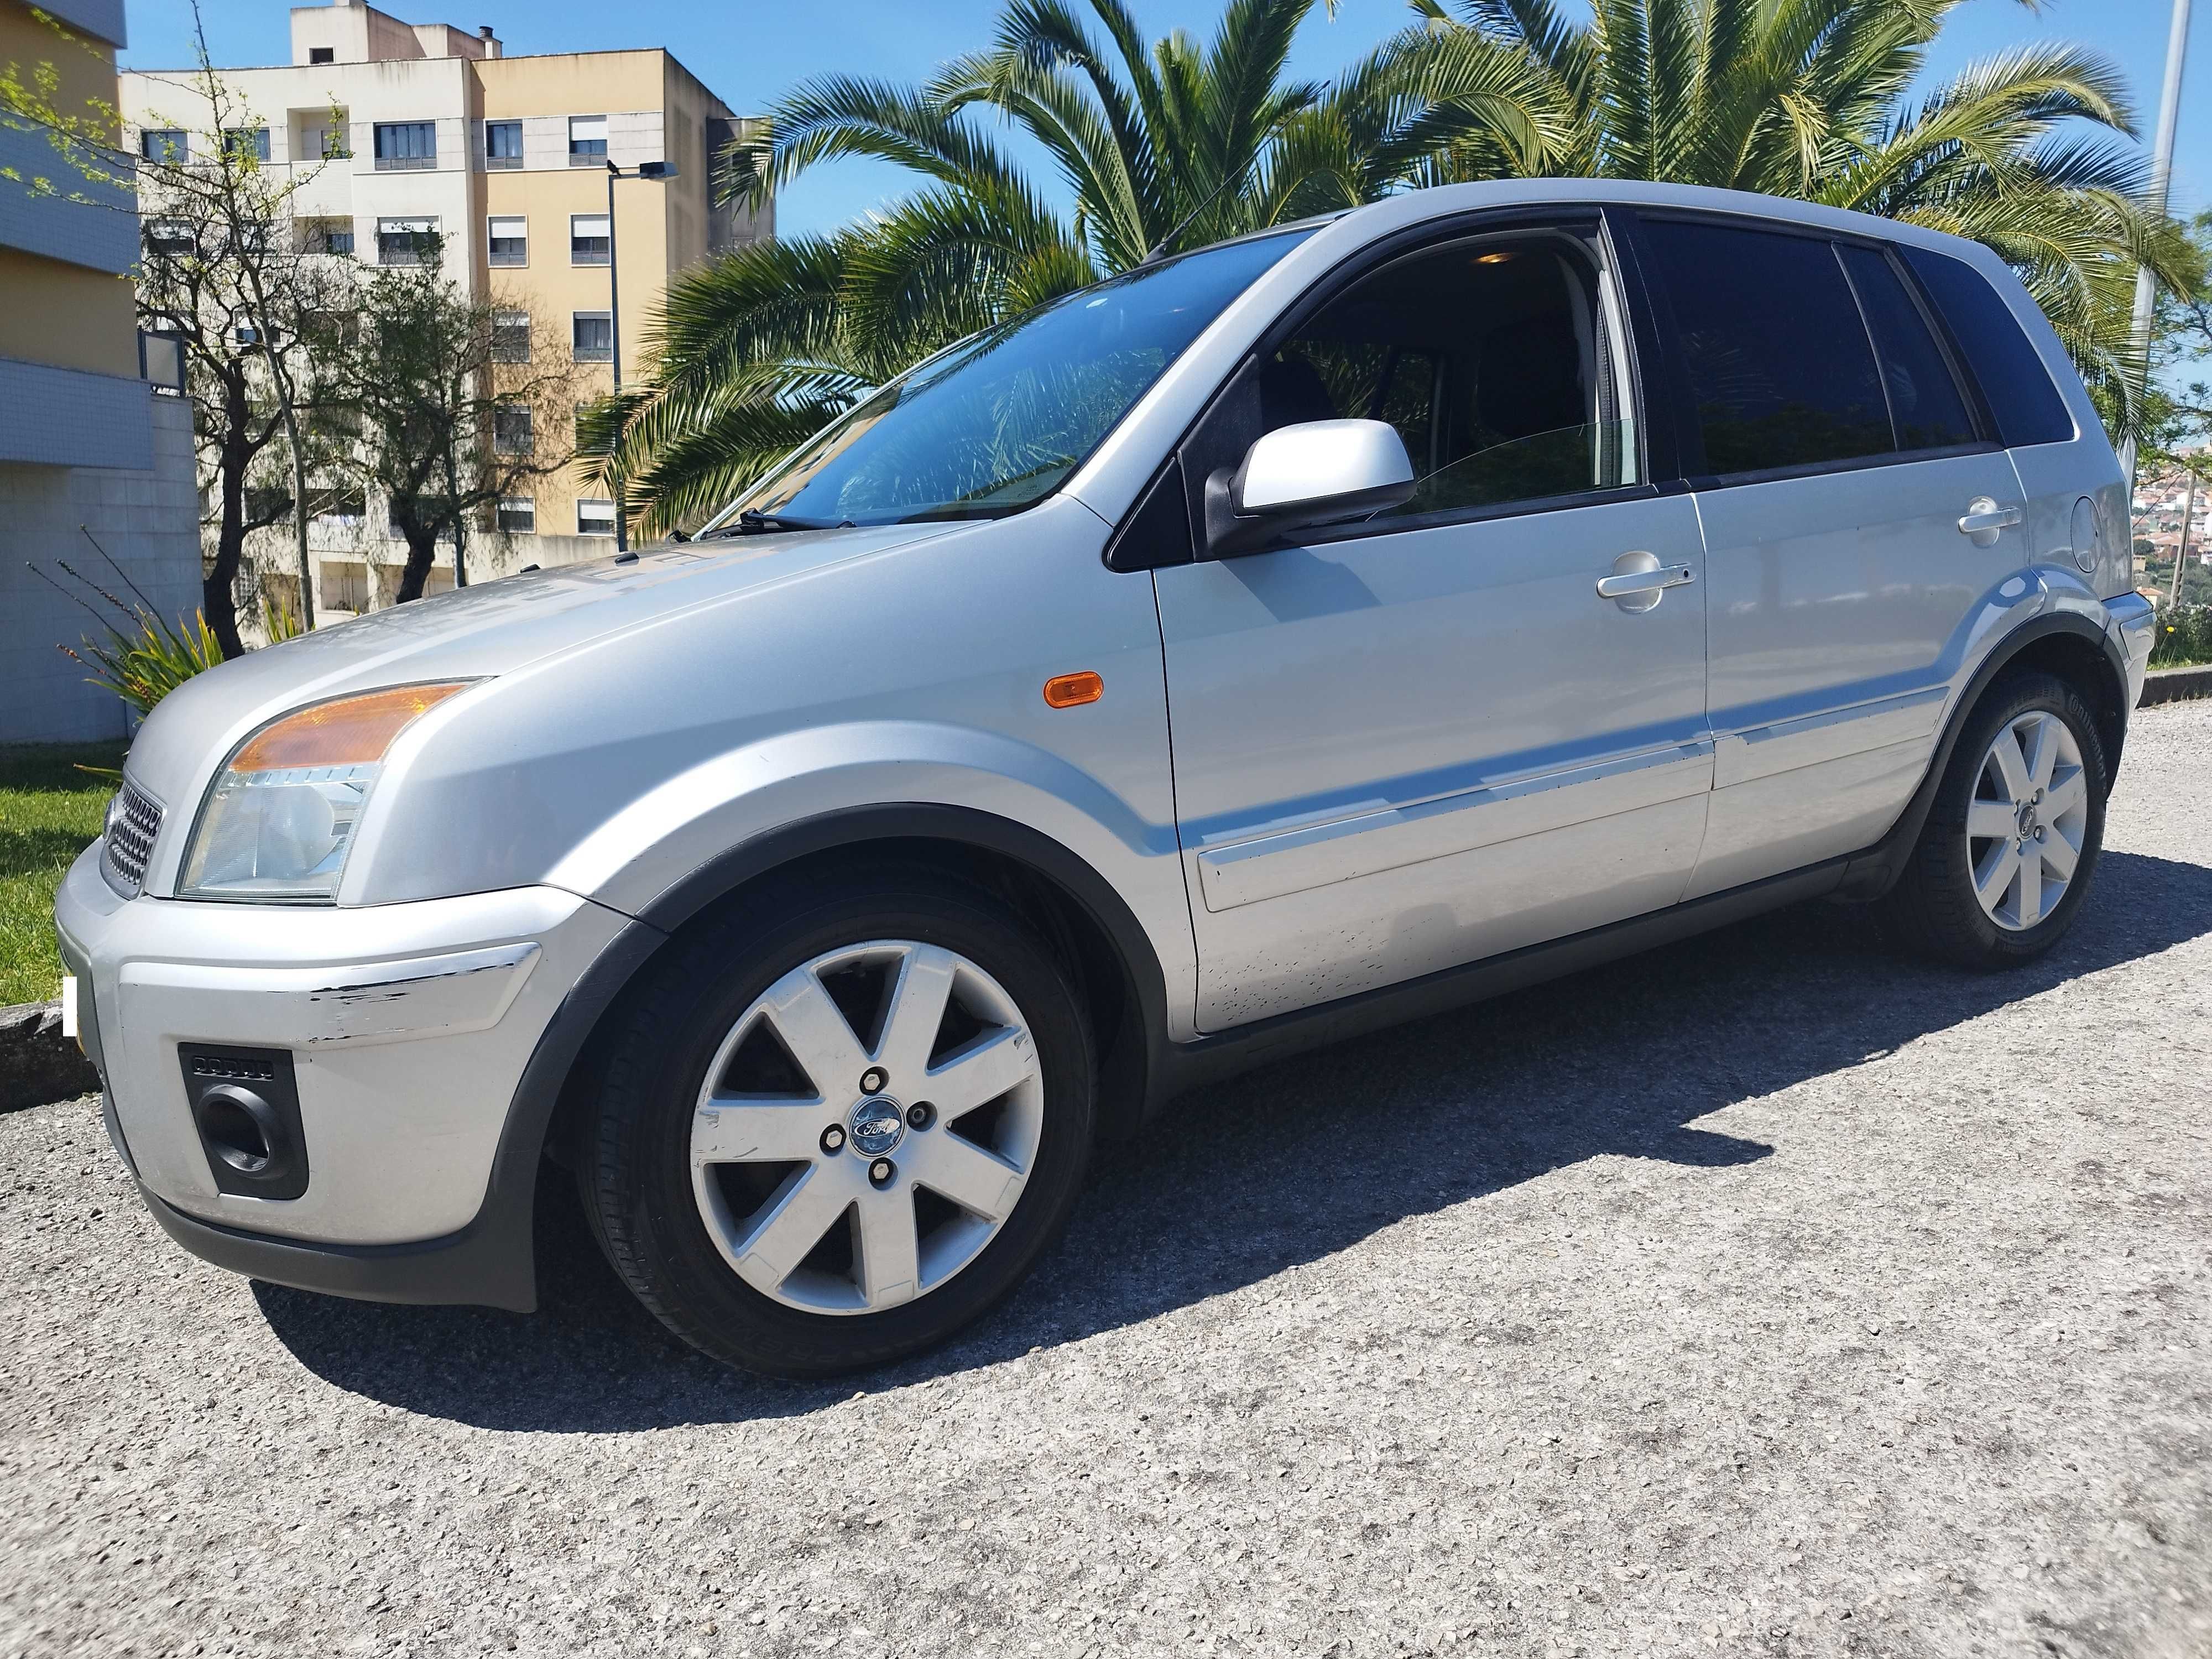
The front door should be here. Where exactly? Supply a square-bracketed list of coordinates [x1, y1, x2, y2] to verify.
[1152, 219, 1712, 1031]
[1626, 213, 2030, 899]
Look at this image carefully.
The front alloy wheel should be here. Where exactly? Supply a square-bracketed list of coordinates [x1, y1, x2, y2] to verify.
[691, 941, 1044, 1315]
[583, 868, 1094, 1377]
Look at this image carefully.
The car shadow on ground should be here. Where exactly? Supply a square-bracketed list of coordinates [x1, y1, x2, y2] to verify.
[253, 848, 2212, 1432]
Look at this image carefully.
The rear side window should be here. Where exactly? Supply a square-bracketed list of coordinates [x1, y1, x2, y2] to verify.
[1897, 246, 2073, 447]
[1641, 217, 1890, 476]
[1835, 244, 1978, 452]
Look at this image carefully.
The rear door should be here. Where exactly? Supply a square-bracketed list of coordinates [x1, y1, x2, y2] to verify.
[1899, 243, 2131, 601]
[1627, 211, 2028, 898]
[1150, 215, 1712, 1031]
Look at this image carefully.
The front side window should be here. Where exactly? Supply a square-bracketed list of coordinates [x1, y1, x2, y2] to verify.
[488, 215, 527, 266]
[568, 115, 607, 163]
[1256, 231, 1639, 522]
[486, 119, 523, 168]
[570, 213, 609, 264]
[706, 229, 1311, 532]
[572, 311, 612, 362]
[1641, 217, 1891, 476]
[373, 121, 436, 170]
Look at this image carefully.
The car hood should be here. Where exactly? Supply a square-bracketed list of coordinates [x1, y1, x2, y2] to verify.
[125, 522, 966, 810]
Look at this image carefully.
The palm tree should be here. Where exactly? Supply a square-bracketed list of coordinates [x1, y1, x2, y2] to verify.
[587, 0, 1561, 531]
[1409, 0, 2193, 432]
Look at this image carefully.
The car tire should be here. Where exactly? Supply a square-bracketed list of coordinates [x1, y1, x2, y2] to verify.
[580, 864, 1094, 1378]
[1880, 670, 2109, 969]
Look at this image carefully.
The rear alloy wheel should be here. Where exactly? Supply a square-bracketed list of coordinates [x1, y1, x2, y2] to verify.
[1963, 707, 2093, 933]
[1880, 671, 2108, 968]
[583, 870, 1093, 1377]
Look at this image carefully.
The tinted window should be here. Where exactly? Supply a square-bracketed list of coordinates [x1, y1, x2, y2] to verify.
[1644, 218, 1890, 476]
[1898, 246, 2073, 447]
[1837, 244, 1977, 452]
[1261, 234, 1637, 520]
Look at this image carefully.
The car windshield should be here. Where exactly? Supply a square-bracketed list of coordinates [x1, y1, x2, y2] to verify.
[700, 229, 1312, 532]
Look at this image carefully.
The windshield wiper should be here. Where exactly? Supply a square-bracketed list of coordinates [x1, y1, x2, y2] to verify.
[699, 509, 846, 539]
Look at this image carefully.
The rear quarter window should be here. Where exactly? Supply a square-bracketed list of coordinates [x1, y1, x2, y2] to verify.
[1897, 247, 2074, 448]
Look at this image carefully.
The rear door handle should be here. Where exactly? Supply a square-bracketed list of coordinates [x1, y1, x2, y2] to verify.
[1958, 498, 2023, 544]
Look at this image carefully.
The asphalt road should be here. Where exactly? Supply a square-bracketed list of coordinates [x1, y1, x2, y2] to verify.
[4, 702, 2210, 1659]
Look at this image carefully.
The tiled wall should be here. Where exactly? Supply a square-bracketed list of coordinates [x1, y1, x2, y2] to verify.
[0, 395, 201, 744]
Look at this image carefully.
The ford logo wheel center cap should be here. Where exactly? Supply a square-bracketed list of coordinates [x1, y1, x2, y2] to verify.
[848, 1097, 906, 1157]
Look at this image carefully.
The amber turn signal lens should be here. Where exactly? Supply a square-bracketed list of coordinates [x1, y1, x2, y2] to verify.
[229, 682, 472, 772]
[1042, 671, 1104, 709]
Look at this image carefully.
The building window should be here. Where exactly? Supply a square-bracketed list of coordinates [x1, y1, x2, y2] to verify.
[567, 114, 608, 165]
[491, 310, 531, 363]
[497, 497, 536, 535]
[377, 216, 439, 265]
[300, 119, 350, 160]
[373, 121, 437, 171]
[147, 218, 196, 257]
[308, 46, 336, 65]
[302, 218, 353, 255]
[311, 488, 366, 522]
[488, 215, 527, 267]
[485, 119, 523, 169]
[570, 214, 611, 265]
[577, 498, 618, 536]
[139, 128, 186, 162]
[493, 405, 535, 455]
[222, 128, 271, 163]
[572, 311, 613, 362]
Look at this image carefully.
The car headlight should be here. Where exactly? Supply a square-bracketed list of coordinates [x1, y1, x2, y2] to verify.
[179, 682, 472, 902]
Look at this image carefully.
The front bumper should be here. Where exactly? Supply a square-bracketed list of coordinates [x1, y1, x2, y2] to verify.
[54, 843, 635, 1305]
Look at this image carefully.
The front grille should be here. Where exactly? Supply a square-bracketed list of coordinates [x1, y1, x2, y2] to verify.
[101, 778, 163, 897]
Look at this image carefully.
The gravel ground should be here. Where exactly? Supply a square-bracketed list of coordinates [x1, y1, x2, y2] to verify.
[4, 703, 2210, 1659]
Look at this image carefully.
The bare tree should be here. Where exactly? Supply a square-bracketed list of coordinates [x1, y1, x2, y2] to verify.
[128, 23, 353, 649]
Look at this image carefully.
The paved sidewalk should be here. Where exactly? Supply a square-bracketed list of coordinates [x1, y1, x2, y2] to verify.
[4, 706, 2209, 1659]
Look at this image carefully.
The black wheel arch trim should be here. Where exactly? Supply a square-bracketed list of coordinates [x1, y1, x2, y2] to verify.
[1836, 608, 2129, 901]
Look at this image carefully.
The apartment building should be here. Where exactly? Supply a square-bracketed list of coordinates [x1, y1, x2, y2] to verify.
[118, 0, 769, 617]
[1, 0, 201, 742]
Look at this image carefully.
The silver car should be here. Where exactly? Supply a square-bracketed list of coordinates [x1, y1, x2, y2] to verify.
[55, 181, 2156, 1375]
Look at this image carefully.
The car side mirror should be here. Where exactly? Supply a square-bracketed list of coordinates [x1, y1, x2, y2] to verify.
[1205, 419, 1416, 557]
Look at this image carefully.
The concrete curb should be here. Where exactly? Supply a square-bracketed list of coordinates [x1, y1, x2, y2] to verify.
[0, 1001, 99, 1114]
[2141, 665, 2212, 707]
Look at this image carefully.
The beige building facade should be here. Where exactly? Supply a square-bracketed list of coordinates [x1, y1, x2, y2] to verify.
[118, 0, 768, 619]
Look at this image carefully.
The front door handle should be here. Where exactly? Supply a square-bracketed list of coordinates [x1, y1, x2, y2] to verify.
[1597, 551, 1695, 613]
[1958, 498, 2023, 546]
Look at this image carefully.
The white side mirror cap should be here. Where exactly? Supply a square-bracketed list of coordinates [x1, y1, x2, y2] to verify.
[1232, 418, 1416, 521]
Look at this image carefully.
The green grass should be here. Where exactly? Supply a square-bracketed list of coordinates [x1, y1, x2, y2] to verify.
[0, 744, 124, 1006]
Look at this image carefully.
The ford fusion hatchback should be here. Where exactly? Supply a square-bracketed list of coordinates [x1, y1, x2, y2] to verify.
[56, 181, 2155, 1376]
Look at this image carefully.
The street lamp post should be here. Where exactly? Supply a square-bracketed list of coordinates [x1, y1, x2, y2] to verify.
[604, 158, 676, 551]
[2118, 0, 2193, 492]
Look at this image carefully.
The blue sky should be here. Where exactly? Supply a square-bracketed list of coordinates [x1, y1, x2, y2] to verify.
[125, 0, 2210, 243]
